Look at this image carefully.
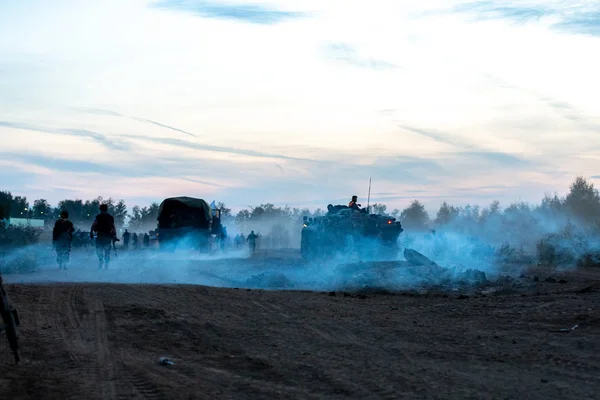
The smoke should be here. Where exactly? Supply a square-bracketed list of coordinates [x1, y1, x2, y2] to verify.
[2, 205, 600, 292]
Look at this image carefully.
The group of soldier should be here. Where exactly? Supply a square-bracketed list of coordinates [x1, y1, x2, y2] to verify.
[52, 204, 117, 270]
[121, 229, 152, 249]
[233, 230, 259, 253]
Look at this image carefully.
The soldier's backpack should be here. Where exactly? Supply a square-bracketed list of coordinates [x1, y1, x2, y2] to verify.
[94, 213, 114, 234]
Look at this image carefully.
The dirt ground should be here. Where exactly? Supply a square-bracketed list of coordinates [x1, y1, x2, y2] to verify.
[1, 259, 600, 399]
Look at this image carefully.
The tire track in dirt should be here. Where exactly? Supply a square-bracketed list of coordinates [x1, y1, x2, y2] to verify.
[90, 295, 117, 399]
[97, 287, 172, 399]
[114, 360, 167, 400]
[274, 295, 410, 399]
[245, 295, 372, 397]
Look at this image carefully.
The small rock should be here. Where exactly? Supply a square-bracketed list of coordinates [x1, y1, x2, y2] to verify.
[158, 357, 174, 366]
[545, 277, 557, 283]
[477, 335, 482, 339]
[559, 279, 567, 284]
[389, 306, 398, 310]
[457, 294, 469, 300]
[357, 294, 367, 299]
[328, 291, 336, 296]
[533, 276, 539, 282]
[512, 339, 517, 344]
[541, 378, 548, 383]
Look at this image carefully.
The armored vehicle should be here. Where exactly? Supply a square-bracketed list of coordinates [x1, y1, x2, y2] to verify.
[157, 197, 223, 251]
[300, 204, 403, 260]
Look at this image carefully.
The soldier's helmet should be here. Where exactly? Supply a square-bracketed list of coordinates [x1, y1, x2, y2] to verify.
[99, 204, 108, 212]
[60, 210, 69, 218]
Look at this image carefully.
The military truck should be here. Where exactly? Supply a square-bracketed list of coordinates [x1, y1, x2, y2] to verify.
[156, 197, 224, 252]
[300, 204, 403, 260]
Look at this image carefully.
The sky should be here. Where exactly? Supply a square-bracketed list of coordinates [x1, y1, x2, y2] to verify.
[1, 0, 599, 214]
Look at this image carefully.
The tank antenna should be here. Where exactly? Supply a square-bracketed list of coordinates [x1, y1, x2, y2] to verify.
[367, 177, 372, 212]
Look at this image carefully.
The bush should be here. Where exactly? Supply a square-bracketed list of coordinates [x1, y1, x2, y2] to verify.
[0, 224, 40, 250]
[496, 243, 535, 264]
[0, 224, 41, 274]
[0, 248, 39, 274]
[536, 224, 597, 266]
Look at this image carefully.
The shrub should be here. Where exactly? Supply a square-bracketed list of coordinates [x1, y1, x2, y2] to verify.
[0, 224, 41, 274]
[536, 223, 597, 266]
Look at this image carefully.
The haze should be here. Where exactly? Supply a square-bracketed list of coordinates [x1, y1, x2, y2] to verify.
[1, 0, 599, 212]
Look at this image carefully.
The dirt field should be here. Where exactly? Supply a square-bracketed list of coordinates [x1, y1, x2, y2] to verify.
[1, 258, 600, 399]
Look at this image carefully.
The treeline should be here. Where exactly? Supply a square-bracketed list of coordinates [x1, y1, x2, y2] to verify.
[0, 177, 600, 233]
[1, 176, 599, 241]
[1, 176, 600, 270]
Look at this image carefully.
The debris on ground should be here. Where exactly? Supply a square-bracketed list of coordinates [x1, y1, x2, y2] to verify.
[550, 324, 579, 333]
[158, 357, 174, 366]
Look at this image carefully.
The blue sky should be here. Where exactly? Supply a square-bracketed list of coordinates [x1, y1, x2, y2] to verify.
[1, 0, 599, 213]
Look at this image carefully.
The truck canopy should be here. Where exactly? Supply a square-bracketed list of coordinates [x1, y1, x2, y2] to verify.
[157, 197, 212, 229]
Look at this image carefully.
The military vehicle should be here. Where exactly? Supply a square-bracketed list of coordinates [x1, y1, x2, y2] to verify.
[156, 197, 224, 252]
[300, 204, 403, 260]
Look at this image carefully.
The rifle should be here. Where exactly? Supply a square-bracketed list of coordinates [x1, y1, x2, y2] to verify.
[0, 272, 20, 363]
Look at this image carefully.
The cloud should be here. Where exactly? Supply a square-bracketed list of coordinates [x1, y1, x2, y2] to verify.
[130, 117, 196, 137]
[554, 10, 600, 37]
[0, 121, 130, 151]
[398, 124, 469, 148]
[75, 108, 196, 137]
[118, 134, 314, 162]
[150, 0, 306, 24]
[451, 1, 555, 23]
[0, 152, 125, 175]
[445, 1, 600, 37]
[322, 43, 399, 70]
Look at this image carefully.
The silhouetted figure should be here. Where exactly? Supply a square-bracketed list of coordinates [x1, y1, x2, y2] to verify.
[132, 233, 138, 249]
[143, 233, 150, 248]
[52, 210, 74, 270]
[122, 229, 130, 249]
[247, 231, 259, 254]
[348, 195, 361, 210]
[90, 204, 116, 269]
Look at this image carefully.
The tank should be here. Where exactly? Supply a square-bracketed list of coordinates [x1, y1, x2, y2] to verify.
[156, 197, 223, 252]
[300, 204, 403, 260]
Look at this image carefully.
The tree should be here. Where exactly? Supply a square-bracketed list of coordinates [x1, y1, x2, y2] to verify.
[434, 201, 459, 226]
[110, 199, 128, 228]
[216, 202, 232, 219]
[370, 203, 387, 215]
[400, 200, 430, 231]
[56, 199, 85, 225]
[32, 199, 53, 221]
[128, 202, 159, 231]
[564, 176, 600, 222]
[0, 191, 12, 220]
[10, 196, 29, 218]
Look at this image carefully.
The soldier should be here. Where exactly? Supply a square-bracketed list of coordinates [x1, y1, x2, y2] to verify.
[52, 210, 74, 270]
[348, 195, 361, 210]
[90, 204, 116, 269]
[122, 229, 130, 249]
[246, 230, 259, 254]
[132, 232, 138, 249]
[143, 232, 150, 248]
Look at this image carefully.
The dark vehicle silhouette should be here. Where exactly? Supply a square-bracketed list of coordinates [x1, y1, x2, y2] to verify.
[157, 197, 223, 252]
[301, 204, 403, 260]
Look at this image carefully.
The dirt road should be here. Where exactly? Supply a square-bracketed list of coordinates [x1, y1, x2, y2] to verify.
[1, 268, 600, 399]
